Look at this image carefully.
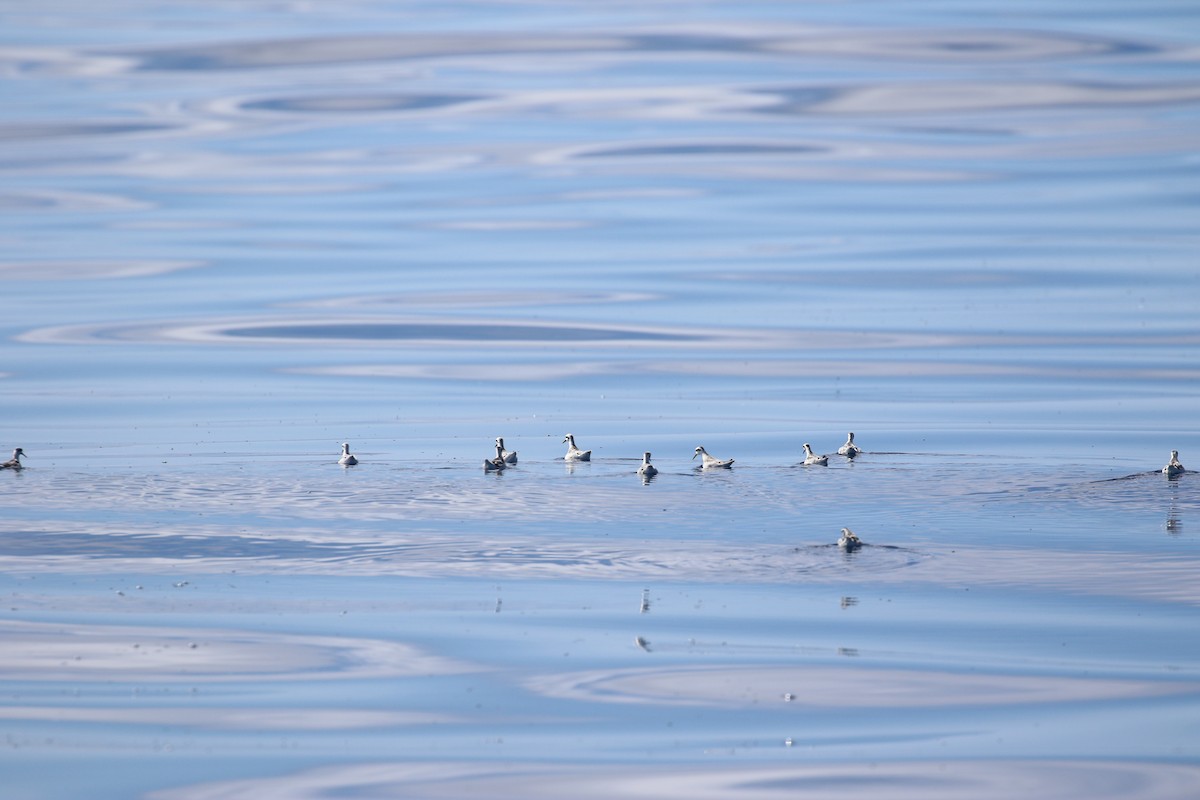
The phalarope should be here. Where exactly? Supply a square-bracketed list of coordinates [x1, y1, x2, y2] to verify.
[563, 433, 592, 462]
[338, 442, 358, 466]
[484, 442, 507, 472]
[802, 443, 828, 466]
[1163, 449, 1185, 476]
[637, 451, 658, 478]
[495, 437, 518, 464]
[837, 432, 861, 458]
[1, 447, 25, 470]
[693, 445, 734, 469]
[838, 527, 862, 550]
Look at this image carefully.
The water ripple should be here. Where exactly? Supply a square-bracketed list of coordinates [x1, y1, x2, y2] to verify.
[529, 664, 1195, 708]
[243, 93, 488, 114]
[218, 81, 1200, 128]
[124, 29, 1170, 73]
[0, 189, 151, 213]
[220, 321, 698, 343]
[0, 705, 449, 731]
[16, 314, 896, 349]
[0, 619, 471, 683]
[286, 290, 656, 310]
[0, 120, 178, 142]
[0, 260, 201, 281]
[1, 458, 1196, 601]
[145, 759, 1200, 800]
[793, 82, 1200, 116]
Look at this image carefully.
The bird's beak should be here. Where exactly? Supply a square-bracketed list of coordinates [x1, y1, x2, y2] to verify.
[692, 452, 698, 460]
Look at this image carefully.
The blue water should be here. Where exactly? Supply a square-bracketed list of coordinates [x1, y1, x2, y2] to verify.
[2, 1, 1200, 798]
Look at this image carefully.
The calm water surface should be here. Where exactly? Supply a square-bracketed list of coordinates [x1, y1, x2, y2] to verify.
[2, 1, 1200, 798]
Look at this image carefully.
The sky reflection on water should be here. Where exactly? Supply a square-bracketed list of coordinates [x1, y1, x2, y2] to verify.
[3, 1, 1200, 798]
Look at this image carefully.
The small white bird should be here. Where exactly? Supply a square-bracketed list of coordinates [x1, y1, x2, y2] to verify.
[637, 451, 658, 478]
[837, 432, 861, 458]
[693, 445, 734, 469]
[802, 443, 828, 466]
[338, 442, 358, 466]
[838, 527, 862, 551]
[484, 442, 507, 472]
[1163, 449, 1185, 476]
[1, 447, 25, 470]
[495, 437, 517, 464]
[563, 434, 592, 462]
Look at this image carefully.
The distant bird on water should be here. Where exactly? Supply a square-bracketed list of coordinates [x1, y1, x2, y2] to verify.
[338, 442, 358, 466]
[802, 443, 828, 466]
[484, 442, 507, 472]
[563, 434, 592, 462]
[693, 445, 734, 469]
[1163, 450, 1185, 476]
[837, 432, 862, 458]
[495, 437, 518, 464]
[637, 451, 658, 478]
[1, 448, 24, 470]
[838, 527, 862, 551]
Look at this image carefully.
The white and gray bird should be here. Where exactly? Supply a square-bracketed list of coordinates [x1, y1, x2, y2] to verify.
[803, 443, 828, 466]
[484, 442, 507, 472]
[838, 527, 862, 551]
[1, 447, 25, 470]
[338, 442, 358, 466]
[693, 445, 734, 469]
[637, 451, 658, 478]
[495, 437, 518, 464]
[837, 432, 861, 458]
[563, 434, 592, 462]
[1163, 449, 1186, 476]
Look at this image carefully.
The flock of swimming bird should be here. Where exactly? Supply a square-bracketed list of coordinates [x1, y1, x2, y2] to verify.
[470, 432, 863, 475]
[2, 440, 1188, 551]
[334, 434, 1187, 550]
[332, 432, 865, 476]
[339, 432, 873, 546]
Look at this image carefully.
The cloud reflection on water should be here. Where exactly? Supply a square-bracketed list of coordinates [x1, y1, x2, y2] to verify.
[0, 260, 201, 280]
[17, 309, 1200, 384]
[122, 29, 1171, 72]
[145, 759, 1200, 800]
[0, 706, 448, 731]
[4, 25, 1196, 189]
[3, 5, 1199, 798]
[0, 619, 473, 683]
[528, 664, 1197, 708]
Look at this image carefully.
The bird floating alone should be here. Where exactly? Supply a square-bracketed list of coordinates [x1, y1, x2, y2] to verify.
[338, 442, 358, 466]
[693, 445, 734, 469]
[838, 527, 862, 550]
[1, 448, 25, 470]
[1163, 449, 1186, 476]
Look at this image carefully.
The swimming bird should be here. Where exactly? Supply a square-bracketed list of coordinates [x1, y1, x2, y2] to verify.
[484, 442, 507, 472]
[495, 437, 517, 464]
[837, 432, 861, 458]
[838, 527, 862, 551]
[693, 445, 734, 469]
[1163, 449, 1185, 476]
[338, 442, 358, 466]
[637, 451, 658, 478]
[802, 443, 828, 466]
[563, 433, 591, 462]
[1, 447, 24, 470]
